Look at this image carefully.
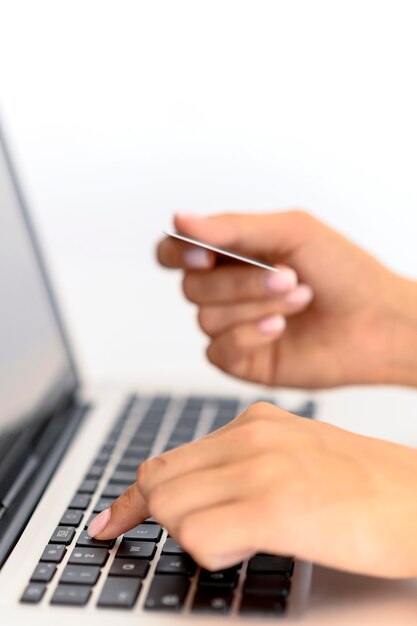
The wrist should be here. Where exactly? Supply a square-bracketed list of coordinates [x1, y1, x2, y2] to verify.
[383, 275, 417, 387]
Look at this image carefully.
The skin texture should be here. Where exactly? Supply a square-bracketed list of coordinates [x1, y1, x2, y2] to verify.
[89, 210, 417, 579]
[93, 403, 417, 578]
[157, 212, 417, 388]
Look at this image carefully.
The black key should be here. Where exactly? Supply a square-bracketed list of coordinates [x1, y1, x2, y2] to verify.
[166, 436, 188, 446]
[116, 458, 143, 471]
[145, 575, 190, 611]
[76, 530, 115, 549]
[40, 544, 66, 563]
[101, 483, 129, 498]
[60, 564, 101, 585]
[130, 436, 156, 448]
[69, 494, 91, 510]
[156, 554, 196, 576]
[244, 573, 290, 597]
[94, 451, 111, 466]
[124, 524, 162, 542]
[163, 443, 180, 452]
[199, 566, 239, 587]
[69, 547, 109, 567]
[50, 526, 76, 545]
[87, 464, 104, 480]
[116, 540, 156, 560]
[109, 558, 149, 578]
[240, 594, 286, 615]
[93, 497, 114, 513]
[169, 427, 194, 440]
[192, 586, 233, 613]
[78, 479, 98, 494]
[60, 509, 84, 527]
[51, 584, 91, 606]
[30, 563, 56, 583]
[97, 577, 142, 608]
[148, 395, 170, 411]
[247, 555, 294, 575]
[109, 470, 137, 484]
[162, 538, 185, 555]
[21, 583, 46, 604]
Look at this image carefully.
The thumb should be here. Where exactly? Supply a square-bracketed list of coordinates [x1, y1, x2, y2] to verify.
[87, 483, 149, 540]
[174, 210, 315, 259]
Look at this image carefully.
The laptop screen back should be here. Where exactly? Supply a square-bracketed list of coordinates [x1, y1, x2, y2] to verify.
[0, 126, 78, 444]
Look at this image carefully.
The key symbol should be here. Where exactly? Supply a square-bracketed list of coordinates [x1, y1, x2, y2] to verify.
[162, 594, 179, 606]
[122, 564, 135, 571]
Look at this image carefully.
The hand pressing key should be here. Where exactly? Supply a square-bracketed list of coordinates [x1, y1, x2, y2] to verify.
[88, 402, 417, 578]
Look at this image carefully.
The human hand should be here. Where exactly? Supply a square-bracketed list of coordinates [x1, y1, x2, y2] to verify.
[89, 402, 417, 578]
[157, 212, 417, 388]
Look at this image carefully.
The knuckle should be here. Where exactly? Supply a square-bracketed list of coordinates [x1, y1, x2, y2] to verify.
[206, 343, 218, 366]
[289, 209, 316, 230]
[243, 401, 275, 422]
[198, 307, 217, 335]
[136, 456, 165, 492]
[252, 401, 276, 414]
[136, 461, 147, 488]
[206, 341, 228, 368]
[177, 520, 213, 568]
[182, 274, 199, 303]
[240, 419, 276, 448]
[147, 484, 165, 518]
[227, 327, 247, 352]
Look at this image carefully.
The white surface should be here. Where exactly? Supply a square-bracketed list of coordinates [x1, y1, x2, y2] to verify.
[1, 0, 417, 403]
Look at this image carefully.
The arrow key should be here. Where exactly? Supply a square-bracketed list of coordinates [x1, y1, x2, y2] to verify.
[156, 555, 196, 576]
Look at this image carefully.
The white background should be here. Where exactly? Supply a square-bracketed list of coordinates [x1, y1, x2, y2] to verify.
[1, 0, 417, 394]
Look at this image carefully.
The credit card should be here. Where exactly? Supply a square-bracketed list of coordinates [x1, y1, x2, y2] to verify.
[164, 231, 279, 272]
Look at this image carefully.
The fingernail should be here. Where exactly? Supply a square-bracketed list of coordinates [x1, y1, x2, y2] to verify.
[87, 508, 111, 538]
[264, 268, 297, 293]
[258, 314, 287, 335]
[209, 549, 254, 570]
[282, 284, 314, 306]
[184, 247, 211, 268]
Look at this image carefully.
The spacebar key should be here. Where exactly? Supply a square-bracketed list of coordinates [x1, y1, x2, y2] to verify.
[145, 575, 190, 611]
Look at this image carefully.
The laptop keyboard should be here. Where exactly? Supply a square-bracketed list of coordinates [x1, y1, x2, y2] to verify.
[20, 394, 315, 615]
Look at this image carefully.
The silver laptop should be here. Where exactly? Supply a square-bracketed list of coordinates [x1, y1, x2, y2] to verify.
[3, 122, 416, 626]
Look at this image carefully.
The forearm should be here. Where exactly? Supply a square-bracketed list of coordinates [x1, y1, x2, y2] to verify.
[385, 276, 417, 387]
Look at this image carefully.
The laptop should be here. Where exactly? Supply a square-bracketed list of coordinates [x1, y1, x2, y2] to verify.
[1, 122, 417, 626]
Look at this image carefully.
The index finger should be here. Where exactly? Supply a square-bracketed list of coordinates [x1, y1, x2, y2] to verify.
[88, 483, 149, 541]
